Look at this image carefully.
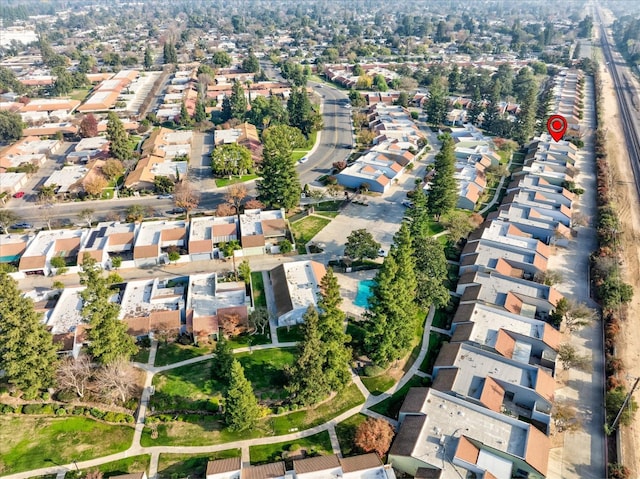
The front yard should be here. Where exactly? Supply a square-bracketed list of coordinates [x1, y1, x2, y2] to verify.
[154, 342, 215, 367]
[157, 450, 240, 479]
[290, 216, 331, 254]
[215, 174, 259, 188]
[369, 375, 430, 419]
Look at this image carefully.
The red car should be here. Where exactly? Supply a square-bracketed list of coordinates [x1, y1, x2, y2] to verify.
[13, 192, 25, 198]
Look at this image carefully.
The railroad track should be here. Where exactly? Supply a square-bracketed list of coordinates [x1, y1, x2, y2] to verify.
[597, 7, 640, 197]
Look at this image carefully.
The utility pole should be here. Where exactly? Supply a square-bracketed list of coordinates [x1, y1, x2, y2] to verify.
[610, 376, 640, 431]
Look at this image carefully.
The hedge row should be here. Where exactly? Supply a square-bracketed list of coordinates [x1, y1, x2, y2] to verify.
[0, 402, 134, 423]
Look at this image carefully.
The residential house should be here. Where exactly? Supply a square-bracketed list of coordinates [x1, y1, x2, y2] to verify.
[456, 270, 563, 321]
[502, 190, 572, 227]
[432, 342, 554, 432]
[206, 457, 241, 479]
[450, 302, 561, 373]
[78, 70, 139, 112]
[186, 273, 251, 343]
[188, 215, 239, 261]
[0, 233, 33, 266]
[337, 150, 408, 194]
[241, 462, 286, 479]
[488, 204, 572, 244]
[133, 220, 187, 267]
[79, 221, 138, 268]
[238, 209, 290, 256]
[109, 472, 147, 479]
[125, 128, 191, 190]
[506, 176, 574, 208]
[0, 171, 28, 194]
[389, 388, 550, 478]
[18, 229, 88, 276]
[213, 122, 263, 164]
[43, 159, 108, 197]
[118, 278, 184, 339]
[269, 260, 326, 327]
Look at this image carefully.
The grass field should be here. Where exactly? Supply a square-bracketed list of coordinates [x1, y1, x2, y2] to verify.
[67, 455, 151, 479]
[152, 359, 222, 412]
[276, 325, 305, 343]
[157, 450, 240, 479]
[290, 216, 331, 254]
[226, 332, 271, 349]
[251, 271, 267, 308]
[154, 342, 215, 367]
[369, 375, 429, 419]
[419, 332, 450, 374]
[335, 414, 367, 457]
[215, 174, 259, 188]
[269, 383, 365, 435]
[314, 200, 342, 211]
[236, 347, 296, 395]
[314, 211, 339, 218]
[0, 417, 133, 475]
[141, 417, 266, 447]
[361, 374, 396, 396]
[132, 346, 150, 364]
[249, 431, 333, 464]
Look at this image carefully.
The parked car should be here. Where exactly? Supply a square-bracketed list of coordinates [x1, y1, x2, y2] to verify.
[157, 194, 174, 199]
[166, 208, 186, 215]
[298, 157, 309, 164]
[13, 191, 25, 198]
[401, 199, 415, 208]
[11, 222, 33, 229]
[378, 248, 388, 257]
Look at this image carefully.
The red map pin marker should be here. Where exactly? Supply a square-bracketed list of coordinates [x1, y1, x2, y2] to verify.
[547, 115, 568, 142]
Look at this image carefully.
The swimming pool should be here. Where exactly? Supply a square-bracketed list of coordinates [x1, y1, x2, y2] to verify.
[353, 279, 376, 308]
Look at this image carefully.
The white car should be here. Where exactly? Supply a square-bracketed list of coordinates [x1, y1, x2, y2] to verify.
[157, 194, 173, 199]
[299, 157, 309, 163]
[378, 248, 388, 257]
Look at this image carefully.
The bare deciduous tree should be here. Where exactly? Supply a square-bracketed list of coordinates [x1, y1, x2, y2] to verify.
[174, 180, 200, 219]
[95, 359, 137, 404]
[249, 307, 270, 336]
[78, 208, 96, 228]
[354, 418, 395, 458]
[225, 184, 248, 213]
[57, 355, 93, 399]
[216, 203, 237, 217]
[220, 311, 246, 337]
[244, 199, 265, 210]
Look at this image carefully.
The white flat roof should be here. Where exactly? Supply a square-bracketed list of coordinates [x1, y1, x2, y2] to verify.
[188, 273, 248, 318]
[118, 278, 183, 319]
[239, 209, 284, 236]
[45, 287, 84, 334]
[135, 220, 186, 247]
[282, 261, 322, 310]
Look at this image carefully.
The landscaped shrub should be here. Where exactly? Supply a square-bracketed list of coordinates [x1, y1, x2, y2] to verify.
[56, 390, 78, 402]
[89, 407, 105, 419]
[56, 407, 67, 416]
[72, 407, 85, 415]
[0, 404, 15, 413]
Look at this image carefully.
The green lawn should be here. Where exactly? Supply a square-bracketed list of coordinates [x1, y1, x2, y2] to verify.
[361, 374, 396, 396]
[347, 321, 367, 357]
[369, 375, 430, 419]
[292, 151, 307, 161]
[269, 383, 365, 435]
[141, 416, 266, 447]
[251, 271, 267, 308]
[249, 431, 333, 465]
[152, 359, 222, 412]
[132, 347, 150, 364]
[419, 332, 450, 374]
[226, 332, 271, 349]
[276, 325, 305, 343]
[154, 342, 215, 367]
[290, 216, 331, 254]
[68, 455, 151, 479]
[335, 414, 367, 457]
[0, 416, 134, 475]
[236, 348, 296, 396]
[431, 309, 450, 330]
[70, 88, 90, 101]
[215, 174, 259, 188]
[427, 220, 446, 236]
[157, 450, 240, 479]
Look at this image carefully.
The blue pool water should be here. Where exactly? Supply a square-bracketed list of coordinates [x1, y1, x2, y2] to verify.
[353, 280, 376, 308]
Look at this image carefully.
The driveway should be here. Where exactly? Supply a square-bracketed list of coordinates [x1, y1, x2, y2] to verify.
[309, 155, 432, 260]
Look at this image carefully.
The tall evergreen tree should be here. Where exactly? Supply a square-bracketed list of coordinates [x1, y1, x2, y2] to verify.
[163, 41, 177, 64]
[468, 86, 484, 125]
[179, 102, 192, 126]
[364, 223, 419, 366]
[0, 273, 58, 397]
[287, 87, 312, 135]
[257, 125, 302, 210]
[427, 134, 457, 219]
[317, 268, 352, 392]
[194, 100, 206, 123]
[514, 84, 538, 146]
[144, 47, 153, 70]
[286, 306, 330, 405]
[106, 112, 132, 162]
[224, 359, 261, 431]
[407, 187, 430, 238]
[414, 238, 450, 310]
[80, 256, 137, 364]
[212, 335, 234, 384]
[229, 81, 247, 121]
[425, 83, 447, 126]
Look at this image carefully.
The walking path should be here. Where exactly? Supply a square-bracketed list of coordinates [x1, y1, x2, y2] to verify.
[4, 305, 437, 479]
